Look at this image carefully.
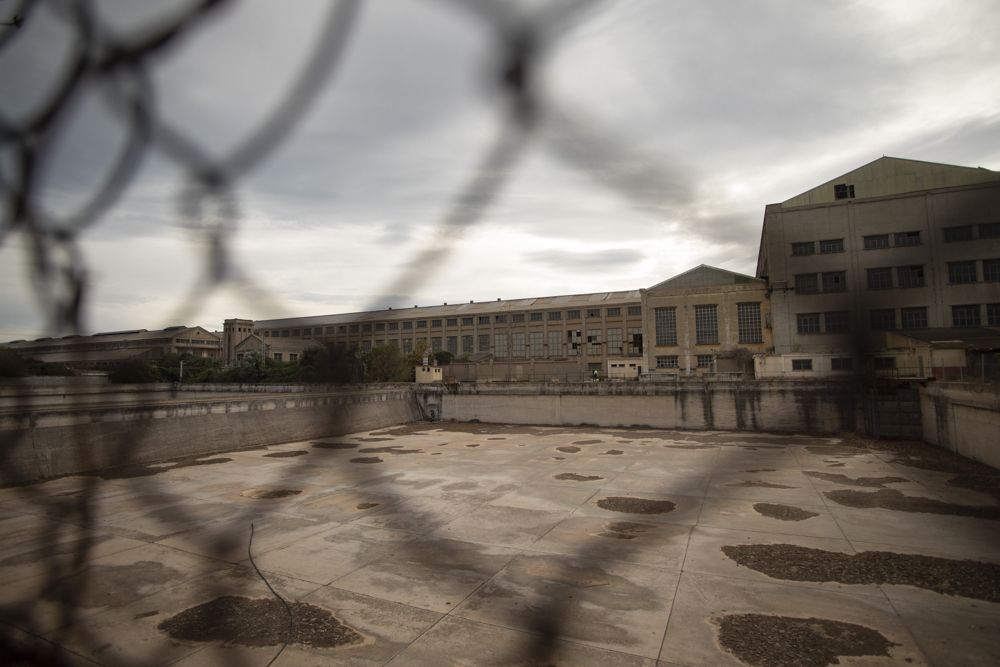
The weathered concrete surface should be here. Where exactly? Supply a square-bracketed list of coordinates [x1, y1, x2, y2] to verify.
[1, 424, 997, 665]
[435, 380, 861, 433]
[920, 383, 1000, 469]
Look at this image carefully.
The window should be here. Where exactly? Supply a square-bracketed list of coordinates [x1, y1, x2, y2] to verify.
[289, 353, 298, 361]
[402, 338, 413, 353]
[870, 309, 896, 331]
[820, 238, 844, 254]
[292, 329, 302, 336]
[952, 304, 981, 327]
[983, 259, 1000, 282]
[349, 324, 359, 333]
[495, 314, 507, 324]
[656, 355, 678, 369]
[462, 335, 473, 354]
[462, 317, 474, 326]
[338, 325, 347, 333]
[548, 330, 563, 357]
[374, 323, 384, 332]
[628, 306, 642, 317]
[478, 316, 490, 325]
[791, 241, 814, 256]
[654, 307, 677, 346]
[894, 231, 920, 247]
[873, 357, 896, 370]
[548, 311, 562, 321]
[897, 265, 925, 288]
[900, 307, 928, 330]
[795, 273, 818, 294]
[431, 319, 442, 328]
[446, 318, 457, 327]
[948, 261, 977, 284]
[831, 357, 853, 371]
[273, 353, 283, 361]
[607, 307, 621, 317]
[864, 234, 889, 250]
[980, 222, 1000, 239]
[696, 355, 714, 368]
[824, 311, 849, 333]
[361, 325, 371, 333]
[431, 337, 442, 352]
[566, 309, 581, 320]
[567, 330, 581, 356]
[606, 328, 623, 355]
[528, 332, 543, 357]
[587, 308, 602, 318]
[797, 313, 821, 334]
[867, 267, 893, 290]
[822, 271, 846, 292]
[628, 328, 643, 355]
[478, 334, 490, 352]
[402, 321, 413, 330]
[587, 329, 602, 355]
[263, 330, 270, 337]
[361, 341, 372, 352]
[987, 303, 1000, 326]
[834, 183, 855, 200]
[512, 314, 525, 323]
[694, 305, 718, 344]
[792, 358, 813, 371]
[737, 302, 763, 343]
[943, 225, 973, 242]
[494, 334, 507, 357]
[388, 322, 399, 331]
[416, 320, 427, 329]
[511, 333, 526, 358]
[530, 312, 543, 321]
[447, 336, 458, 354]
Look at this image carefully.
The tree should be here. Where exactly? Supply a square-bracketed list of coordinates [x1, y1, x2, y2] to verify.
[109, 360, 157, 383]
[364, 344, 409, 382]
[433, 350, 453, 366]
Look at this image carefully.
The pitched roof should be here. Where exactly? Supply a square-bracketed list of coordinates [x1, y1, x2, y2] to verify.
[646, 265, 761, 292]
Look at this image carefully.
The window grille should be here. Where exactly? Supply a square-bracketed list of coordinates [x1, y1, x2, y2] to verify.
[900, 307, 927, 329]
[654, 307, 677, 345]
[896, 265, 925, 288]
[867, 268, 893, 289]
[656, 355, 678, 368]
[948, 261, 977, 284]
[870, 309, 896, 331]
[819, 238, 844, 253]
[795, 273, 818, 294]
[796, 313, 821, 334]
[951, 305, 981, 327]
[824, 311, 849, 333]
[694, 305, 718, 344]
[737, 302, 762, 343]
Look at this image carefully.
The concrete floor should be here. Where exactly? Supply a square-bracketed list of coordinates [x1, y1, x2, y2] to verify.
[1, 424, 999, 666]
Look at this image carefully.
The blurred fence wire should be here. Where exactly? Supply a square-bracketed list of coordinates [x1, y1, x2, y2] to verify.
[0, 0, 691, 664]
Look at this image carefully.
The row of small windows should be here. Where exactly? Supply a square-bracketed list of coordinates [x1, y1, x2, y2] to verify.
[260, 306, 644, 338]
[943, 223, 1000, 242]
[946, 259, 1000, 284]
[789, 358, 854, 371]
[654, 303, 763, 347]
[862, 231, 921, 249]
[802, 304, 1000, 332]
[655, 354, 715, 369]
[792, 225, 1000, 255]
[791, 239, 844, 256]
[370, 328, 644, 359]
[795, 271, 846, 293]
[797, 262, 998, 292]
[866, 265, 925, 289]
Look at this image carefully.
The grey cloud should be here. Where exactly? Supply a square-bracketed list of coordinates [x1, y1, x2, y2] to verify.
[525, 247, 645, 270]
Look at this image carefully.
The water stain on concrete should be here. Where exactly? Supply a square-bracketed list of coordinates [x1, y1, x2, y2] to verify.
[727, 481, 797, 489]
[553, 473, 603, 482]
[804, 471, 908, 488]
[134, 610, 159, 619]
[442, 481, 478, 491]
[552, 456, 565, 460]
[158, 596, 365, 648]
[358, 437, 394, 442]
[356, 503, 379, 510]
[753, 503, 819, 522]
[598, 521, 650, 540]
[97, 457, 233, 480]
[42, 561, 182, 608]
[466, 444, 480, 448]
[722, 544, 1000, 602]
[241, 488, 302, 500]
[665, 444, 715, 450]
[601, 450, 624, 456]
[717, 613, 898, 667]
[487, 437, 506, 440]
[264, 451, 308, 458]
[744, 468, 776, 473]
[572, 440, 602, 445]
[350, 457, 383, 464]
[358, 446, 423, 455]
[597, 496, 675, 514]
[311, 442, 358, 450]
[824, 489, 1000, 519]
[556, 446, 580, 453]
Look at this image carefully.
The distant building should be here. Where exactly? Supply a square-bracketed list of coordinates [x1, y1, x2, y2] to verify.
[757, 156, 1000, 374]
[232, 334, 321, 363]
[1, 326, 221, 369]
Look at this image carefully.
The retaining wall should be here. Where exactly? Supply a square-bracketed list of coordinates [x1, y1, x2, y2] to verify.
[920, 383, 1000, 469]
[1, 385, 421, 484]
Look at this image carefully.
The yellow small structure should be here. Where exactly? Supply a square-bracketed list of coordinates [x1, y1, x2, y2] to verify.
[415, 365, 443, 383]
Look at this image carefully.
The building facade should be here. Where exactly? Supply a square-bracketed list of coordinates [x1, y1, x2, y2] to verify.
[757, 156, 1000, 374]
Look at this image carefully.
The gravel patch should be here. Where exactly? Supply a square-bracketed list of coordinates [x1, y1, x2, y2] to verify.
[722, 544, 1000, 602]
[726, 481, 797, 489]
[556, 446, 580, 453]
[311, 442, 358, 450]
[824, 488, 1000, 519]
[803, 471, 908, 487]
[596, 496, 675, 514]
[554, 473, 603, 482]
[349, 457, 383, 464]
[263, 451, 308, 458]
[752, 503, 819, 521]
[240, 488, 301, 500]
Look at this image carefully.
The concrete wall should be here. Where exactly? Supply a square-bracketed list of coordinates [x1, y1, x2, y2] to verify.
[1, 385, 421, 484]
[436, 381, 859, 434]
[920, 383, 1000, 469]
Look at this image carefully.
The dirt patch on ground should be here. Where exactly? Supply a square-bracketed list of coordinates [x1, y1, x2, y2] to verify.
[804, 471, 908, 487]
[726, 481, 797, 489]
[487, 437, 506, 440]
[350, 457, 383, 464]
[753, 503, 819, 521]
[357, 446, 423, 455]
[554, 473, 603, 482]
[158, 596, 364, 648]
[572, 439, 603, 445]
[601, 449, 624, 456]
[824, 488, 1000, 519]
[264, 451, 308, 458]
[241, 488, 302, 500]
[744, 468, 776, 473]
[722, 544, 1000, 602]
[717, 613, 898, 667]
[96, 456, 232, 480]
[597, 496, 675, 514]
[598, 521, 650, 540]
[556, 446, 580, 453]
[356, 502, 379, 510]
[311, 442, 358, 450]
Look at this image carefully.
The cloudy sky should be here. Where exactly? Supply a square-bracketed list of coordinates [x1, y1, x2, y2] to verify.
[2, 0, 999, 339]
